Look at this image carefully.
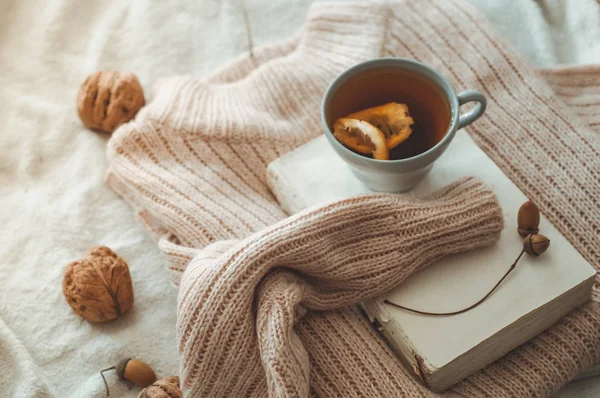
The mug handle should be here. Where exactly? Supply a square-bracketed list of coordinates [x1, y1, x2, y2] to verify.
[457, 90, 487, 129]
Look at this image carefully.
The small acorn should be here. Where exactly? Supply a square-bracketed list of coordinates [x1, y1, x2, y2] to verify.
[517, 200, 540, 237]
[101, 358, 157, 396]
[523, 234, 550, 256]
[117, 359, 157, 388]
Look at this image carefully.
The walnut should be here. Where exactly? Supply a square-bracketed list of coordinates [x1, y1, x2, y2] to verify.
[138, 376, 182, 398]
[63, 246, 134, 322]
[77, 71, 145, 133]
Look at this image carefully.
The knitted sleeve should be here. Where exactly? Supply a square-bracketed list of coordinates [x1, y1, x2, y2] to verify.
[176, 176, 503, 396]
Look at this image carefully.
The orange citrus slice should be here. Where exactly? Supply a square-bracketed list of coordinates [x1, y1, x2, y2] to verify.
[347, 102, 414, 149]
[333, 118, 389, 160]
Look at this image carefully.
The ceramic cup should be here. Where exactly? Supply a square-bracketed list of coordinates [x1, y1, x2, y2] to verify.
[321, 58, 486, 192]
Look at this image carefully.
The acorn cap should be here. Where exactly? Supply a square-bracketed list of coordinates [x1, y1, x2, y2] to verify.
[517, 226, 539, 238]
[116, 358, 131, 380]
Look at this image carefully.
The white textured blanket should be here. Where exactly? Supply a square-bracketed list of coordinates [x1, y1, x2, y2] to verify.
[0, 0, 599, 397]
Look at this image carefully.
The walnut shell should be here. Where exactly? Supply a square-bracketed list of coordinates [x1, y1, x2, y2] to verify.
[77, 71, 145, 133]
[138, 376, 182, 398]
[63, 246, 134, 322]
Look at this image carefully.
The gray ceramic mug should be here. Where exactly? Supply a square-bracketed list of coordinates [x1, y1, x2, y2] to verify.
[321, 58, 486, 192]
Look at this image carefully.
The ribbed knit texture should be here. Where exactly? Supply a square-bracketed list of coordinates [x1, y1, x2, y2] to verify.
[176, 178, 502, 397]
[106, 1, 600, 397]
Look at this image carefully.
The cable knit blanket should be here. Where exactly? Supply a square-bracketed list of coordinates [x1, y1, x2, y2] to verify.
[104, 1, 600, 396]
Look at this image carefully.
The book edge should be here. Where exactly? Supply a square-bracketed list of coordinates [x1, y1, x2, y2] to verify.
[428, 274, 596, 392]
[266, 160, 306, 216]
[366, 275, 595, 392]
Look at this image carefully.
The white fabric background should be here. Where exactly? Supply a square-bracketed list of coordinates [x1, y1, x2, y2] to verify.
[0, 0, 599, 397]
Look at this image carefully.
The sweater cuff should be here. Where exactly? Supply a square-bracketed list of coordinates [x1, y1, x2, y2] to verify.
[414, 176, 505, 258]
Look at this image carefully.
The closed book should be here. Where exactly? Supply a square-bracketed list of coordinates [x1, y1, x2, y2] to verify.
[266, 132, 596, 392]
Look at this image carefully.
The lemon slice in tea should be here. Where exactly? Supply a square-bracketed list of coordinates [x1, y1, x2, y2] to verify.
[333, 118, 389, 160]
[348, 102, 414, 149]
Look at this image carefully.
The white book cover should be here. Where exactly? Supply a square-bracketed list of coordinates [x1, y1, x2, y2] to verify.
[266, 131, 596, 391]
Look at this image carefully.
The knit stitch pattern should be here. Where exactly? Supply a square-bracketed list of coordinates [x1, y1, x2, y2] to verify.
[178, 178, 502, 396]
[106, 1, 600, 397]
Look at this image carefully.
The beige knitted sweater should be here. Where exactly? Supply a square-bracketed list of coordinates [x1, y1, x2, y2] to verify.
[107, 1, 600, 397]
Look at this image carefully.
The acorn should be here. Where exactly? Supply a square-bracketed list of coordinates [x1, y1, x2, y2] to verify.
[523, 234, 550, 256]
[517, 200, 540, 237]
[101, 358, 157, 396]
